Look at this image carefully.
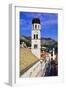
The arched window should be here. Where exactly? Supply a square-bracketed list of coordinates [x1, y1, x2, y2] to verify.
[35, 24, 37, 29]
[34, 34, 35, 39]
[33, 34, 38, 39]
[36, 34, 38, 39]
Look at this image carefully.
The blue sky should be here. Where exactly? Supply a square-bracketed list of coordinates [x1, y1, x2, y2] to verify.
[20, 12, 58, 41]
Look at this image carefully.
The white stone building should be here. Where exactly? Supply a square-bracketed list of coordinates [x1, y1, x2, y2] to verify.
[20, 42, 27, 48]
[31, 18, 41, 59]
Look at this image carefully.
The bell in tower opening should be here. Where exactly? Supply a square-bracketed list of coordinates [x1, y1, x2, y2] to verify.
[31, 18, 41, 59]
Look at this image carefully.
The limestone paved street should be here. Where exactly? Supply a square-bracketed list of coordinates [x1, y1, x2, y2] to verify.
[21, 58, 58, 77]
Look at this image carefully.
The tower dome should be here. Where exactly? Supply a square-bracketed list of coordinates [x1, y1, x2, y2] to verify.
[32, 18, 40, 24]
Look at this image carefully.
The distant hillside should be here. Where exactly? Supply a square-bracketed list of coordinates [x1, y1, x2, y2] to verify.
[20, 36, 31, 47]
[20, 36, 57, 48]
[41, 37, 57, 46]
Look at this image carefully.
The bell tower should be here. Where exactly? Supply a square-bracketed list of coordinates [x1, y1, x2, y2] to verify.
[31, 18, 41, 59]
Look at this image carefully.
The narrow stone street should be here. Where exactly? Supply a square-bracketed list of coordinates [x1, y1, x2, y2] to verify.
[21, 57, 58, 77]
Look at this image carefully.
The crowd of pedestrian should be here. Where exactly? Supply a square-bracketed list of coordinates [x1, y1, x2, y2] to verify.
[44, 57, 58, 76]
